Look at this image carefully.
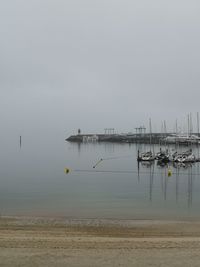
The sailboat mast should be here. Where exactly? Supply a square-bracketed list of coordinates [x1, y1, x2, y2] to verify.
[187, 114, 190, 137]
[164, 120, 167, 137]
[149, 118, 155, 154]
[149, 118, 152, 152]
[197, 112, 199, 137]
[190, 113, 193, 135]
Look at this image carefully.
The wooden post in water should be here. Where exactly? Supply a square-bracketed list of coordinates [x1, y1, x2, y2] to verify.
[20, 136, 22, 148]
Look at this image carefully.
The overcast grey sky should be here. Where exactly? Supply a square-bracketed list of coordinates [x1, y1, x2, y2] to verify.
[1, 0, 200, 138]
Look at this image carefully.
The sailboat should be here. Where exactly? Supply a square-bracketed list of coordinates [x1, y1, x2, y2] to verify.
[137, 119, 155, 162]
[174, 149, 196, 163]
[137, 151, 155, 161]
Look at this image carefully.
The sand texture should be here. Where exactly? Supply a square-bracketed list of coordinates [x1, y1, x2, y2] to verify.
[1, 217, 200, 266]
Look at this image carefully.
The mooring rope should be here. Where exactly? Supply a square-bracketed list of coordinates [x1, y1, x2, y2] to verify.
[64, 168, 200, 176]
[92, 155, 134, 168]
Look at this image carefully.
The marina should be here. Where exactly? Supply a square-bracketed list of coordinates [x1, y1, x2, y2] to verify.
[66, 128, 200, 145]
[137, 148, 200, 163]
[67, 113, 200, 146]
[66, 132, 200, 144]
[66, 130, 200, 165]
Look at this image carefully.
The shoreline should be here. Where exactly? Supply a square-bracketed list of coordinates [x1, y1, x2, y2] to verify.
[2, 215, 200, 236]
[1, 216, 200, 266]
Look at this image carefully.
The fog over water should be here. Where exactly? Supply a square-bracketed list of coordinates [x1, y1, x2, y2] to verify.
[1, 140, 200, 219]
[1, 0, 200, 138]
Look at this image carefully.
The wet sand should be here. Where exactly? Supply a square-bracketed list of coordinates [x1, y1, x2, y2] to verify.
[1, 216, 200, 266]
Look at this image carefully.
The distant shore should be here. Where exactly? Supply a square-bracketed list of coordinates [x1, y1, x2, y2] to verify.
[1, 216, 200, 266]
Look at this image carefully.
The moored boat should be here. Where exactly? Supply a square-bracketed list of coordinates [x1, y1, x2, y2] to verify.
[174, 150, 196, 163]
[137, 151, 155, 162]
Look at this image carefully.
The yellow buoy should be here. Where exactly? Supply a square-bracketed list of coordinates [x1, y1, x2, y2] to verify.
[168, 169, 172, 177]
[64, 168, 70, 174]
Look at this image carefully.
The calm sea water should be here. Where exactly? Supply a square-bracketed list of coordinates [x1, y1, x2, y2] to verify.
[0, 137, 200, 220]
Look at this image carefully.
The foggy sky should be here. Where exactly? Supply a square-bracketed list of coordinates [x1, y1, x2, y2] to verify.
[1, 0, 200, 138]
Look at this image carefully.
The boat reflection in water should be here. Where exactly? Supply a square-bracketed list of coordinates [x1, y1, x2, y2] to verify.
[156, 160, 194, 170]
[140, 160, 155, 168]
[138, 159, 196, 209]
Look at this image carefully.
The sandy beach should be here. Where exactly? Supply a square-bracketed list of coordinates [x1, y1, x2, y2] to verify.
[0, 217, 200, 266]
